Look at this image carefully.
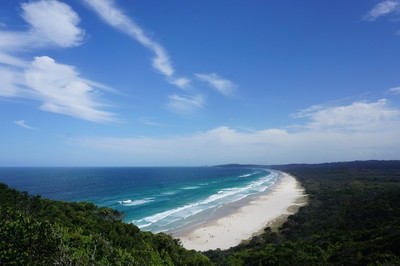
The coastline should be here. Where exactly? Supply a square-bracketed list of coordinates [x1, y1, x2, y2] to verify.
[170, 171, 307, 251]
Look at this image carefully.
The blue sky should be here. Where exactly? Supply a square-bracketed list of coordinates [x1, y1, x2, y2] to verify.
[1, 0, 400, 166]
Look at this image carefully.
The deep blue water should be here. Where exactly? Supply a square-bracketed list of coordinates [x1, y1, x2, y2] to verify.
[0, 167, 278, 232]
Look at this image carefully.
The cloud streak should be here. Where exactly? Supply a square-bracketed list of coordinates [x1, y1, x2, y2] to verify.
[389, 87, 400, 94]
[14, 120, 38, 130]
[83, 0, 174, 77]
[166, 94, 205, 114]
[364, 0, 400, 21]
[195, 73, 237, 97]
[83, 0, 240, 114]
[168, 77, 192, 89]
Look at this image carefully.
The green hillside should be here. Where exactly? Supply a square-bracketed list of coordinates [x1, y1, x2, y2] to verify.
[1, 161, 400, 265]
[205, 161, 400, 265]
[0, 183, 211, 265]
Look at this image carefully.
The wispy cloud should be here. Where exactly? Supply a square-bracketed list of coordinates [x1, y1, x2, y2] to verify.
[0, 56, 117, 123]
[83, 0, 240, 114]
[138, 117, 164, 127]
[0, 53, 29, 68]
[166, 94, 204, 114]
[0, 0, 118, 123]
[0, 67, 20, 97]
[73, 99, 400, 165]
[13, 120, 38, 130]
[195, 73, 237, 97]
[25, 56, 117, 123]
[364, 0, 400, 21]
[168, 77, 192, 90]
[83, 0, 174, 78]
[389, 87, 400, 94]
[294, 99, 400, 131]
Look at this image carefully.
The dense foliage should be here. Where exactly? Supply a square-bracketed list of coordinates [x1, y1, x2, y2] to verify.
[205, 160, 400, 265]
[0, 183, 211, 265]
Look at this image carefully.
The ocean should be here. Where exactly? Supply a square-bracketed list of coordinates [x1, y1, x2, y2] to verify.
[0, 167, 278, 233]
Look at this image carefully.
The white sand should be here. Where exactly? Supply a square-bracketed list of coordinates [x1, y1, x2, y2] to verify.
[172, 172, 307, 251]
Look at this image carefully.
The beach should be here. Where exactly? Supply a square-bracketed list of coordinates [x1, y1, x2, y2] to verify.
[171, 172, 307, 251]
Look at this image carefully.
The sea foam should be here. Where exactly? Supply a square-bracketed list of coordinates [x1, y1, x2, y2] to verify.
[132, 170, 279, 232]
[119, 198, 154, 206]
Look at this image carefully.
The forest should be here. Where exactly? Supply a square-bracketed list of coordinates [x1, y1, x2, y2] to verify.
[1, 160, 400, 265]
[206, 160, 400, 265]
[0, 183, 210, 265]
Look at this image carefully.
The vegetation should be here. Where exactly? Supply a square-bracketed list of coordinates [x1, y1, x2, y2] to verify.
[205, 160, 400, 265]
[0, 183, 211, 265]
[1, 160, 400, 265]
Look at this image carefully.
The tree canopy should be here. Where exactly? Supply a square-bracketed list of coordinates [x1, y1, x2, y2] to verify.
[205, 161, 400, 265]
[0, 182, 211, 265]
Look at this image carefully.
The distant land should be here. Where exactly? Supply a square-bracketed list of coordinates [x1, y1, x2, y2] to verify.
[215, 160, 400, 170]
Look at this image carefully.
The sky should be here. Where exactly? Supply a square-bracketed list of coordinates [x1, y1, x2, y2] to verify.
[1, 0, 400, 166]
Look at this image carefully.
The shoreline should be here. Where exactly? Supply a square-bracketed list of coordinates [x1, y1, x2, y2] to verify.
[170, 171, 307, 251]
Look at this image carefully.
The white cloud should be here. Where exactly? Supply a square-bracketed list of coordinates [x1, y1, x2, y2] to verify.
[0, 0, 84, 51]
[0, 52, 29, 68]
[21, 0, 84, 48]
[294, 99, 400, 131]
[0, 32, 28, 52]
[83, 0, 240, 114]
[83, 0, 209, 114]
[166, 94, 204, 114]
[195, 73, 237, 97]
[389, 87, 400, 94]
[24, 56, 117, 123]
[72, 99, 400, 165]
[364, 0, 400, 21]
[0, 1, 118, 123]
[0, 67, 20, 97]
[168, 77, 192, 89]
[14, 120, 38, 130]
[1, 56, 118, 122]
[83, 0, 174, 77]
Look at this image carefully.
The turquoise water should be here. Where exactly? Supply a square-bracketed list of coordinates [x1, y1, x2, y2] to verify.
[0, 167, 278, 232]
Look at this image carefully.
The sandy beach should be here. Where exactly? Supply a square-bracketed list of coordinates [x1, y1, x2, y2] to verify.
[171, 172, 307, 251]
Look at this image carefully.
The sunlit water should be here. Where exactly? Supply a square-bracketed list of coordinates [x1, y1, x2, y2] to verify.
[0, 167, 278, 232]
